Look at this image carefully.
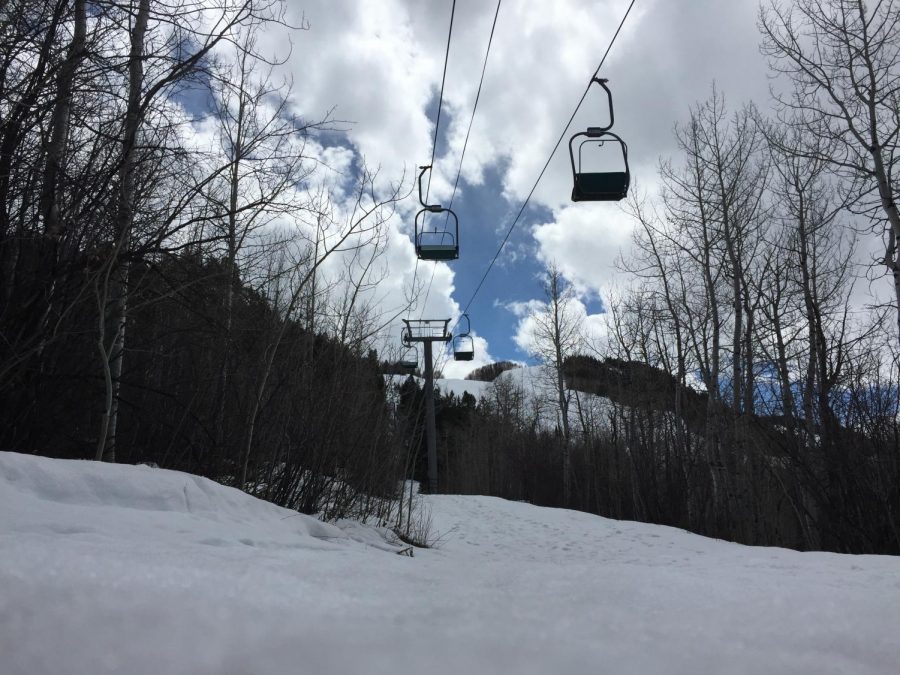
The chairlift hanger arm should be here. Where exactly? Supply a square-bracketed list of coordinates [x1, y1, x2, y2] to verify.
[588, 77, 614, 133]
[418, 165, 443, 211]
[457, 313, 471, 336]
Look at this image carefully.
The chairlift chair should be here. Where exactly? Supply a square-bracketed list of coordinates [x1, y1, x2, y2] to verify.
[415, 165, 459, 261]
[453, 334, 475, 361]
[569, 78, 630, 202]
[452, 313, 475, 361]
[399, 344, 419, 372]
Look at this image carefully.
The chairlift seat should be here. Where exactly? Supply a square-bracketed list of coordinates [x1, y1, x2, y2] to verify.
[572, 171, 629, 202]
[453, 328, 475, 361]
[417, 242, 459, 261]
[399, 340, 419, 371]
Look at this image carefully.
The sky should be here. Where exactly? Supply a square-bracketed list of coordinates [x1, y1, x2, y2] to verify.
[258, 0, 778, 377]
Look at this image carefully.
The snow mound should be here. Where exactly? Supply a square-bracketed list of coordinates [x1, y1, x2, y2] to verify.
[2, 452, 900, 675]
[0, 451, 343, 548]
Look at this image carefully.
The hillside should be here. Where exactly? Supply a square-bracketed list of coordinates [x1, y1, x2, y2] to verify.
[2, 452, 899, 674]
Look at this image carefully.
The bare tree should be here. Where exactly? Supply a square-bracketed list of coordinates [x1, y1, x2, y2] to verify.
[760, 0, 900, 343]
[238, 166, 403, 489]
[528, 262, 584, 504]
[94, 0, 283, 462]
[204, 29, 327, 464]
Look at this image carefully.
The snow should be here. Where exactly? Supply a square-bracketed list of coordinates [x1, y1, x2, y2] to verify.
[2, 451, 899, 674]
[434, 365, 555, 400]
[434, 376, 491, 399]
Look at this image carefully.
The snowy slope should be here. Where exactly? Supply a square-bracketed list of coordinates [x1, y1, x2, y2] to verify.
[433, 376, 491, 399]
[437, 365, 554, 401]
[2, 452, 899, 675]
[386, 372, 491, 399]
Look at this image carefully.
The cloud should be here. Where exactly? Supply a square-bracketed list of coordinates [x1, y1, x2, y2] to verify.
[508, 293, 604, 358]
[531, 203, 635, 305]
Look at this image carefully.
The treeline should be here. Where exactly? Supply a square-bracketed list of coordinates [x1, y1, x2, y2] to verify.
[0, 0, 412, 520]
[397, 347, 899, 554]
[465, 360, 520, 382]
[587, 0, 900, 554]
[598, 82, 900, 553]
[52, 252, 399, 517]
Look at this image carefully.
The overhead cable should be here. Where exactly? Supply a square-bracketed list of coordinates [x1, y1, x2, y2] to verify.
[408, 0, 457, 320]
[420, 0, 503, 318]
[454, 0, 638, 327]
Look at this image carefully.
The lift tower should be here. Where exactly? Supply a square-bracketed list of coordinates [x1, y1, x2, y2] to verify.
[401, 319, 451, 493]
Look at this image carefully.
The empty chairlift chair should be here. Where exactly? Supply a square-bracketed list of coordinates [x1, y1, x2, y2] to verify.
[399, 345, 419, 371]
[569, 78, 630, 202]
[453, 314, 475, 362]
[415, 165, 459, 261]
[399, 326, 418, 371]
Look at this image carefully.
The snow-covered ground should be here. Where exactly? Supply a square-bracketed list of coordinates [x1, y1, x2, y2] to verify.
[2, 452, 899, 674]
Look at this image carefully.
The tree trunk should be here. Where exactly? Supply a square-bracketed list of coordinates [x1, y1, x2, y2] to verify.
[96, 0, 149, 462]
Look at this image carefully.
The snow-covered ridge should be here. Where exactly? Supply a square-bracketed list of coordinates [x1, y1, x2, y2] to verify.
[435, 364, 551, 399]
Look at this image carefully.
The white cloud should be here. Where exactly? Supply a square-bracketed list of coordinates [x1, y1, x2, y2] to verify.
[532, 203, 635, 305]
[508, 293, 605, 359]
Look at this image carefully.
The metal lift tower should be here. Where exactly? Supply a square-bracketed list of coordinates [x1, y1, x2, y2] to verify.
[401, 318, 451, 493]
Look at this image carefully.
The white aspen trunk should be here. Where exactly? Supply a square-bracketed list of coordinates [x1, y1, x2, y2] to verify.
[550, 273, 572, 505]
[96, 0, 149, 462]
